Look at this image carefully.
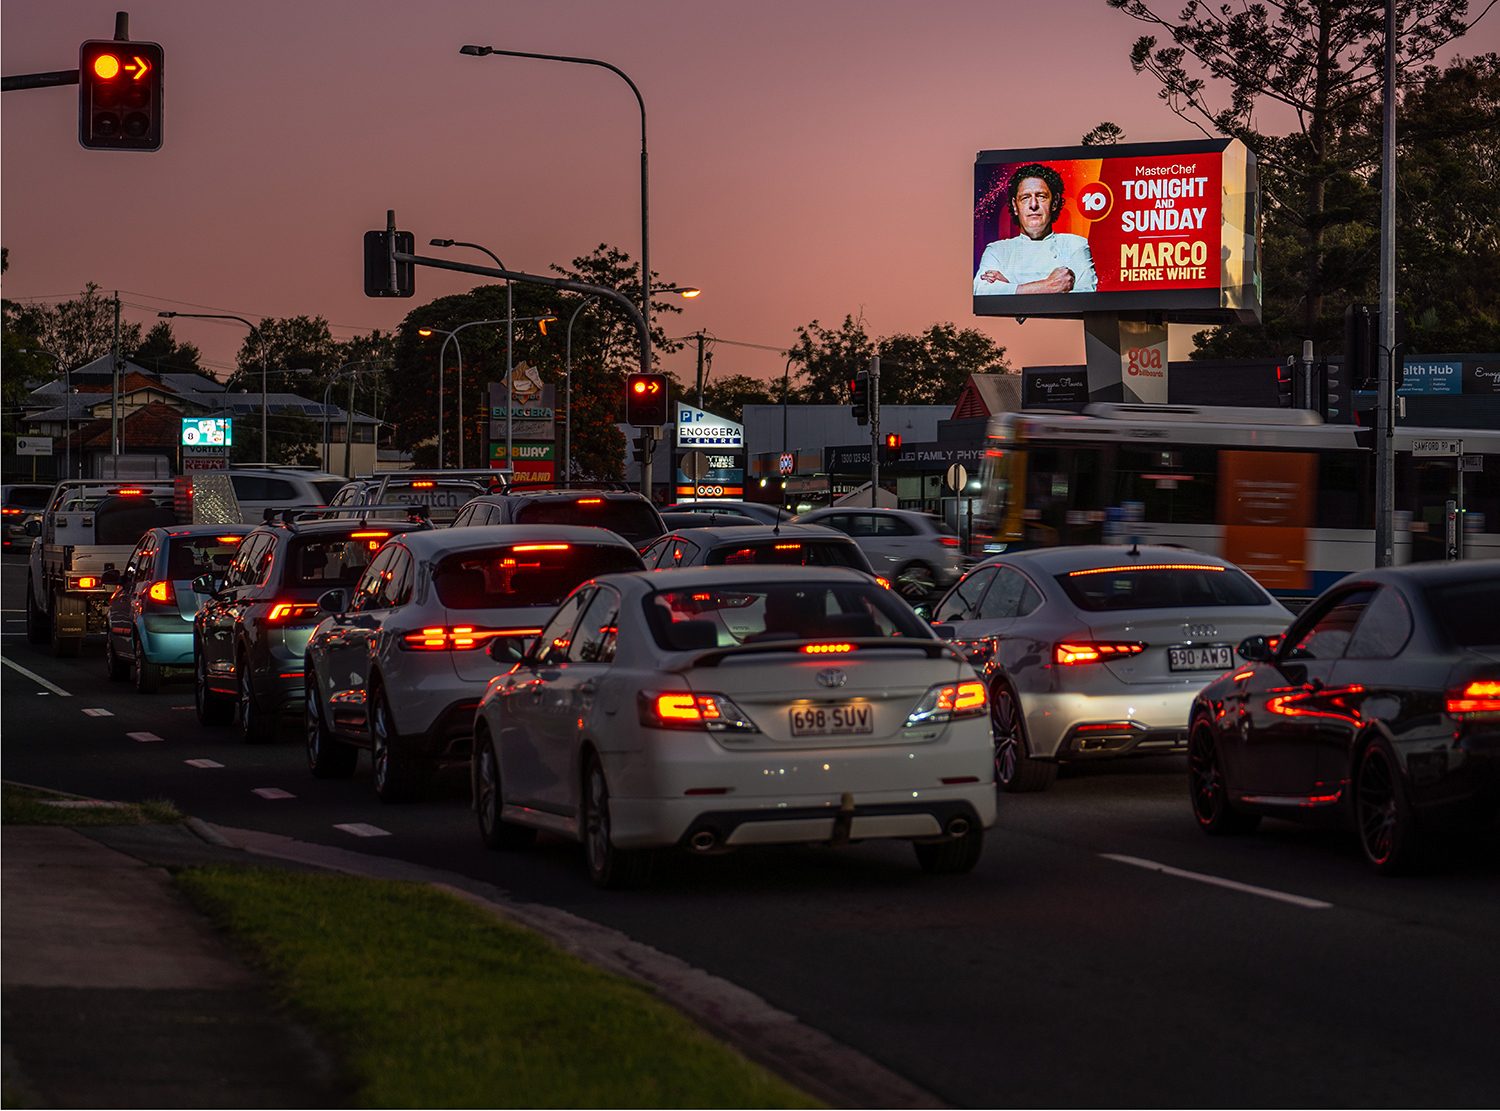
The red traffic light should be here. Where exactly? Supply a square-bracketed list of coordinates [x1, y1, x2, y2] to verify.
[79, 39, 163, 151]
[884, 433, 902, 449]
[625, 373, 668, 426]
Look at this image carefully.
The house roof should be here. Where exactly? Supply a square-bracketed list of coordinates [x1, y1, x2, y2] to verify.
[950, 373, 1022, 420]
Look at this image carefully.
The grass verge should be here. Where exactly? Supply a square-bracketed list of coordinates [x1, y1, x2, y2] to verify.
[2, 781, 181, 827]
[176, 866, 819, 1109]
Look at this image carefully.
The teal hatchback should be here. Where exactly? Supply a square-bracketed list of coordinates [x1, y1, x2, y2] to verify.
[104, 525, 251, 692]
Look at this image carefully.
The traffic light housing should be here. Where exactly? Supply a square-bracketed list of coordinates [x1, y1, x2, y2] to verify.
[363, 229, 415, 297]
[1344, 303, 1406, 391]
[79, 40, 163, 151]
[626, 373, 668, 426]
[851, 371, 870, 425]
[881, 432, 902, 465]
[1275, 360, 1295, 408]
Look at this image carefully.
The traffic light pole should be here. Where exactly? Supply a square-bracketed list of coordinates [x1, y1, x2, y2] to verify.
[1375, 0, 1397, 568]
[869, 356, 880, 508]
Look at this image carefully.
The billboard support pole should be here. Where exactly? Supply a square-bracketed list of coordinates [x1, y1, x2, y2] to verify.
[869, 356, 880, 506]
[1374, 0, 1397, 567]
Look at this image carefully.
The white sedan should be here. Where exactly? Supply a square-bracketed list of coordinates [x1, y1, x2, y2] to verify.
[471, 566, 996, 887]
[303, 525, 644, 801]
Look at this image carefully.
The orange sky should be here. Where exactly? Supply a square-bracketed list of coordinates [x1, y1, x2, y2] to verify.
[5, 0, 1495, 389]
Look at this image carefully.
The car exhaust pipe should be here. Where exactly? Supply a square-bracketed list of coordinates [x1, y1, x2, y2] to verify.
[689, 830, 717, 852]
[946, 816, 971, 838]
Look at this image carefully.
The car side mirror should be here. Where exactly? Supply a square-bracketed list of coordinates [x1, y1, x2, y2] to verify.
[931, 623, 956, 640]
[318, 588, 348, 615]
[191, 573, 218, 596]
[101, 568, 122, 585]
[1237, 635, 1273, 662]
[912, 603, 934, 622]
[488, 636, 529, 665]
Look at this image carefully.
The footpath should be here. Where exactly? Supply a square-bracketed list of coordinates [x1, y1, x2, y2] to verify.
[2, 811, 946, 1109]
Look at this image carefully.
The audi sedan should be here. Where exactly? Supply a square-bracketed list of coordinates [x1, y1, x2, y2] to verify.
[303, 526, 644, 801]
[1187, 560, 1500, 874]
[926, 546, 1292, 791]
[471, 566, 996, 887]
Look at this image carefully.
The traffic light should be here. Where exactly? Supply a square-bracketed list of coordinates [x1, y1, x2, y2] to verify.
[1343, 304, 1378, 390]
[851, 371, 870, 425]
[631, 431, 652, 465]
[625, 373, 668, 426]
[1275, 360, 1295, 408]
[881, 432, 902, 465]
[78, 40, 163, 151]
[363, 229, 415, 297]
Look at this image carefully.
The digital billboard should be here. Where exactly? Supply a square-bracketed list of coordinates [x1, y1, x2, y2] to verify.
[973, 138, 1260, 323]
[181, 417, 232, 446]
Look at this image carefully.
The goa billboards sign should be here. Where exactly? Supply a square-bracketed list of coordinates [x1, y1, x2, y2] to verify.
[973, 138, 1260, 323]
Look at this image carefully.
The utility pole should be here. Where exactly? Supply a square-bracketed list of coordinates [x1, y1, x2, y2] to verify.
[1375, 0, 1398, 567]
[111, 292, 121, 458]
[868, 356, 880, 507]
[694, 331, 706, 407]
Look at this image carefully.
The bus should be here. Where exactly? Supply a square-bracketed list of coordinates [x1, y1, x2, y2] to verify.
[973, 404, 1499, 605]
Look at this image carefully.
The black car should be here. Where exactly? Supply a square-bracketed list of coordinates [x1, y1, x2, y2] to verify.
[1188, 559, 1500, 873]
[3, 483, 53, 550]
[194, 513, 431, 742]
[450, 489, 666, 550]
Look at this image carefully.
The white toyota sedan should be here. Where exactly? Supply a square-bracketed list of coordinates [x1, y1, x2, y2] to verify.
[471, 566, 997, 887]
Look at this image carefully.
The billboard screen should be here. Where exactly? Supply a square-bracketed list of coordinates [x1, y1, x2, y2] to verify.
[181, 417, 232, 446]
[973, 138, 1260, 323]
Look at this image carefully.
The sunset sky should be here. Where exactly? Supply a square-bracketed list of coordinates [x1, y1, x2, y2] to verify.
[5, 0, 1495, 389]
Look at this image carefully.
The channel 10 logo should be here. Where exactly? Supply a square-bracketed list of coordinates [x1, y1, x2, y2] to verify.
[181, 417, 233, 447]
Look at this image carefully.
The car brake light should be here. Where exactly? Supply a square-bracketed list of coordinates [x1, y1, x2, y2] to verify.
[576, 498, 603, 505]
[513, 543, 570, 552]
[411, 480, 435, 489]
[938, 536, 960, 548]
[906, 680, 987, 726]
[147, 580, 175, 605]
[215, 535, 243, 544]
[74, 575, 101, 589]
[774, 542, 802, 551]
[267, 601, 320, 622]
[1055, 641, 1147, 665]
[1, 508, 21, 516]
[802, 642, 855, 654]
[349, 530, 389, 539]
[874, 576, 892, 590]
[113, 487, 145, 496]
[1068, 564, 1225, 576]
[640, 691, 758, 733]
[1447, 680, 1500, 717]
[400, 626, 541, 651]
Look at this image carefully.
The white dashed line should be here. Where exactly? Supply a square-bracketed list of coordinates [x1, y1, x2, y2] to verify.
[185, 759, 224, 769]
[252, 787, 296, 800]
[1100, 854, 1334, 910]
[126, 731, 164, 743]
[0, 656, 73, 697]
[81, 707, 114, 717]
[333, 822, 391, 838]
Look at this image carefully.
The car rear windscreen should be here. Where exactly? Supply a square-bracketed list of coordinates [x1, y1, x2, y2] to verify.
[6, 487, 52, 508]
[706, 540, 867, 570]
[646, 581, 931, 650]
[1425, 579, 1500, 648]
[434, 543, 644, 609]
[165, 536, 243, 581]
[94, 496, 178, 544]
[513, 499, 663, 545]
[284, 534, 385, 587]
[1057, 563, 1270, 611]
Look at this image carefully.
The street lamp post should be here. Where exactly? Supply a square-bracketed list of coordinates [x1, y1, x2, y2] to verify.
[159, 311, 269, 459]
[459, 44, 652, 388]
[429, 241, 514, 472]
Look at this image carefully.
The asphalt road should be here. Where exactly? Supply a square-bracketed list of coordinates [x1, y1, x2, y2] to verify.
[5, 552, 1498, 1107]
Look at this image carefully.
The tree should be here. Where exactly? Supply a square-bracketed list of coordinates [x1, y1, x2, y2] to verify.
[129, 321, 203, 377]
[787, 315, 1010, 405]
[8, 283, 141, 371]
[231, 315, 341, 394]
[701, 374, 778, 424]
[1107, 0, 1479, 346]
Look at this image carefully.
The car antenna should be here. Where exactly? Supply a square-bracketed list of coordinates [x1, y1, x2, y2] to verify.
[1128, 538, 1140, 557]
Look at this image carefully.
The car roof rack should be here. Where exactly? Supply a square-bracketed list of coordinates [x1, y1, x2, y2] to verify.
[282, 504, 433, 530]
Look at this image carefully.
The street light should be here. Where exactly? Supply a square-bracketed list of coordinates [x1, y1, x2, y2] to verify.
[563, 285, 699, 486]
[159, 311, 270, 460]
[418, 314, 557, 470]
[459, 44, 653, 400]
[428, 240, 514, 471]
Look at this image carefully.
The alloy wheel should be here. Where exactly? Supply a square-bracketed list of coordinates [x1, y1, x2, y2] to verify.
[991, 686, 1021, 786]
[1357, 747, 1399, 866]
[585, 762, 611, 873]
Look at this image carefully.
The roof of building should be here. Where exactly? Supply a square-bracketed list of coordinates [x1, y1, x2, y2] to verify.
[950, 373, 1022, 420]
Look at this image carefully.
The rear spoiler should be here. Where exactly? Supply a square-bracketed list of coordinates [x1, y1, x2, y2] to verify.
[679, 637, 959, 670]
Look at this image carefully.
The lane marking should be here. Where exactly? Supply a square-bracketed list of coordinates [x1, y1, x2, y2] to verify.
[0, 656, 73, 697]
[252, 787, 296, 800]
[126, 731, 164, 743]
[185, 758, 224, 769]
[1101, 854, 1333, 910]
[81, 707, 114, 717]
[333, 822, 390, 838]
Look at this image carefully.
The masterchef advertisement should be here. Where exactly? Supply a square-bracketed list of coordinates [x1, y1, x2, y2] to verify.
[972, 138, 1260, 322]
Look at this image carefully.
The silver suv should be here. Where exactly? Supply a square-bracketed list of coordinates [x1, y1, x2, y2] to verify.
[792, 507, 964, 600]
[227, 468, 347, 522]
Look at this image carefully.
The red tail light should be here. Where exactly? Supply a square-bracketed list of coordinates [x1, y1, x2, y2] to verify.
[400, 626, 541, 651]
[1055, 641, 1147, 665]
[113, 487, 145, 496]
[639, 691, 758, 733]
[513, 543, 570, 552]
[147, 580, 175, 605]
[938, 536, 960, 548]
[266, 601, 320, 623]
[72, 574, 101, 590]
[1447, 680, 1500, 717]
[1, 508, 21, 516]
[576, 498, 603, 505]
[215, 535, 243, 544]
[802, 642, 855, 654]
[411, 480, 435, 489]
[349, 530, 389, 540]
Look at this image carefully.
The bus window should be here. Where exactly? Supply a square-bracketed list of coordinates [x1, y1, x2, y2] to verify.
[1026, 445, 1106, 546]
[1113, 446, 1217, 526]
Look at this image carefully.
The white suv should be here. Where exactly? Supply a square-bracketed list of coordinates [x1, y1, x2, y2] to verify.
[227, 468, 347, 522]
[792, 508, 965, 600]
